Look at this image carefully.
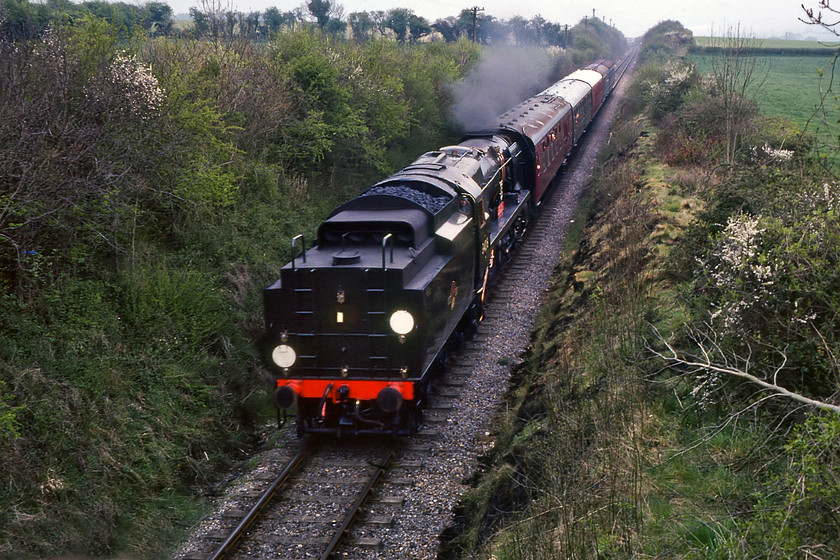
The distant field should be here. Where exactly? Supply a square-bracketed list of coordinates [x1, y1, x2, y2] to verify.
[689, 51, 840, 149]
[693, 36, 839, 51]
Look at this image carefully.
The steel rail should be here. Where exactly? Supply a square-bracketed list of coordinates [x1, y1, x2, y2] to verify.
[208, 439, 313, 560]
[319, 444, 397, 560]
[615, 48, 637, 82]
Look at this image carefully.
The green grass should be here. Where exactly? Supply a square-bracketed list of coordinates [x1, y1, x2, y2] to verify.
[693, 36, 839, 50]
[689, 52, 840, 150]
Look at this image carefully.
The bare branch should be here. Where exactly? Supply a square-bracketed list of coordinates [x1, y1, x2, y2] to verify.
[801, 1, 840, 34]
[648, 325, 840, 414]
[708, 24, 770, 166]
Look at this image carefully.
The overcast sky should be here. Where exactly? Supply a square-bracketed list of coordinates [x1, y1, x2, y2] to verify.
[168, 0, 840, 40]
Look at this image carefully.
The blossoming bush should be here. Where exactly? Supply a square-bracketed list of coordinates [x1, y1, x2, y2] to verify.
[1, 16, 489, 558]
[628, 60, 700, 123]
[703, 212, 774, 330]
[695, 180, 840, 397]
[87, 51, 165, 121]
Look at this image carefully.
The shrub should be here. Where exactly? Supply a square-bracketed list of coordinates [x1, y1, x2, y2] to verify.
[627, 59, 701, 125]
[746, 414, 840, 557]
[123, 264, 231, 352]
[1, 15, 482, 558]
[689, 176, 840, 398]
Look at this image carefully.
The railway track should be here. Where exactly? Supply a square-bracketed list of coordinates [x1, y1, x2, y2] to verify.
[178, 375, 482, 560]
[177, 48, 638, 560]
[182, 438, 398, 560]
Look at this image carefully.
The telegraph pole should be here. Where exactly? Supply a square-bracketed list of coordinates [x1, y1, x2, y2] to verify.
[470, 6, 484, 42]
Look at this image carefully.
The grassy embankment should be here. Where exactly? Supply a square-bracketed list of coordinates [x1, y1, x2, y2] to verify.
[442, 21, 840, 559]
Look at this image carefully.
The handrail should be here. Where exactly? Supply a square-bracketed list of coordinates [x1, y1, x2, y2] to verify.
[382, 233, 393, 269]
[291, 234, 306, 270]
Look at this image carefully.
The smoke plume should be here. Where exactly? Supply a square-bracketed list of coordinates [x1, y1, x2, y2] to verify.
[452, 48, 557, 132]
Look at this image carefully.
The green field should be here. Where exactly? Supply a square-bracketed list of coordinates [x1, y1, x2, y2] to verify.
[690, 51, 840, 149]
[693, 35, 838, 51]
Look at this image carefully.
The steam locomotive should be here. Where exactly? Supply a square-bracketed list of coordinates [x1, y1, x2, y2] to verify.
[262, 59, 617, 436]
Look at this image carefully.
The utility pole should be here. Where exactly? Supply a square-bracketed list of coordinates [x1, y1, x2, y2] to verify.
[470, 6, 484, 42]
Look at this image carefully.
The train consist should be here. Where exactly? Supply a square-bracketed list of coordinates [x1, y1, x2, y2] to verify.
[262, 59, 617, 436]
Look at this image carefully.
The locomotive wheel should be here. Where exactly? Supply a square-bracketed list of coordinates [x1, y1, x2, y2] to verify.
[431, 346, 448, 377]
[463, 299, 483, 340]
[295, 402, 315, 438]
[399, 404, 421, 435]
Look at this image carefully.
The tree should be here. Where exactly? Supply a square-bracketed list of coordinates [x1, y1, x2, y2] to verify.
[455, 9, 474, 40]
[369, 10, 388, 35]
[801, 1, 840, 162]
[144, 2, 172, 35]
[650, 326, 840, 414]
[542, 21, 565, 47]
[324, 16, 346, 36]
[802, 0, 840, 34]
[223, 9, 235, 38]
[474, 14, 500, 44]
[189, 6, 209, 36]
[0, 0, 51, 40]
[529, 15, 547, 45]
[262, 7, 295, 35]
[244, 11, 259, 37]
[432, 16, 459, 42]
[303, 0, 343, 35]
[384, 8, 411, 42]
[348, 11, 373, 42]
[190, 0, 233, 42]
[451, 9, 502, 44]
[707, 25, 767, 166]
[407, 13, 431, 42]
[307, 0, 330, 29]
[508, 15, 531, 46]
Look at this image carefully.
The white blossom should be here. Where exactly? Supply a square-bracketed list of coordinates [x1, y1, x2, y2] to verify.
[647, 61, 695, 97]
[802, 182, 840, 213]
[110, 53, 165, 119]
[32, 29, 67, 81]
[703, 212, 777, 331]
[87, 52, 165, 121]
[718, 213, 764, 267]
[750, 142, 794, 161]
